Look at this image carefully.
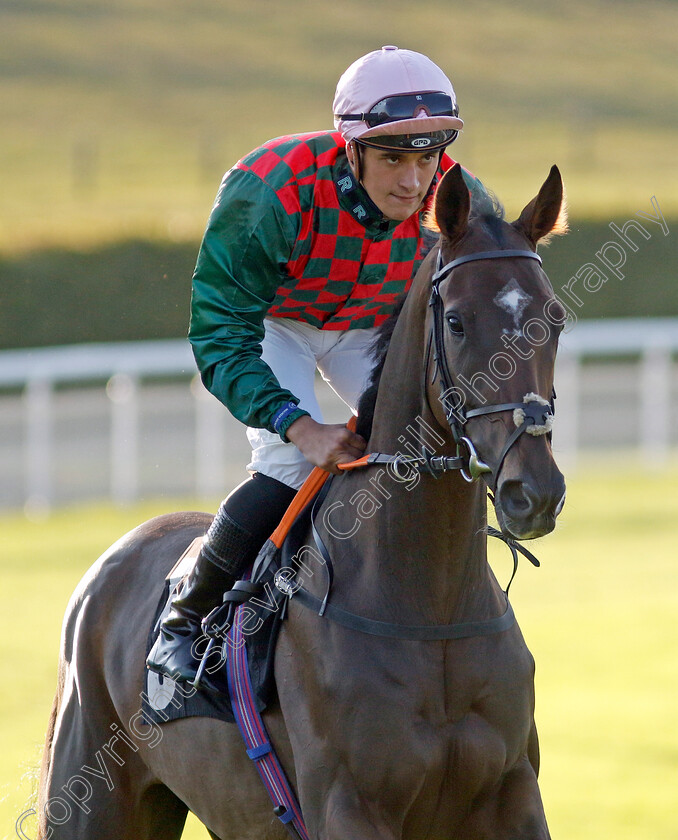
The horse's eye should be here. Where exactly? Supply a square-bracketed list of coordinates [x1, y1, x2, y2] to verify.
[446, 314, 464, 336]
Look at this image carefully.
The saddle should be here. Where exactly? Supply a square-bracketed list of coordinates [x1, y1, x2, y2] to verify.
[142, 466, 331, 728]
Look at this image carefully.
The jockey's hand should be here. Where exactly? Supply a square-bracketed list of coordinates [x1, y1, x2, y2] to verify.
[286, 415, 366, 475]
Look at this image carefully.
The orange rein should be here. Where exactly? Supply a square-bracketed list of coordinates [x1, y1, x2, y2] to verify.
[269, 416, 360, 549]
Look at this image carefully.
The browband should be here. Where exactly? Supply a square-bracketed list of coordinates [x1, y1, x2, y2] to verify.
[432, 249, 542, 285]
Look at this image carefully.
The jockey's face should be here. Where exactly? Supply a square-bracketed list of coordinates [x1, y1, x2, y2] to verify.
[347, 143, 439, 221]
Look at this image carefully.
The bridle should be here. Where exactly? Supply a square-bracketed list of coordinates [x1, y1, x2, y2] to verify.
[425, 245, 556, 489]
[337, 244, 556, 488]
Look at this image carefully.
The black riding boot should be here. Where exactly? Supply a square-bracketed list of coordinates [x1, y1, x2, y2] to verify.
[146, 473, 296, 683]
[146, 509, 258, 682]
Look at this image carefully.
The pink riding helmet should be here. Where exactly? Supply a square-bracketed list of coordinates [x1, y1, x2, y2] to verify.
[333, 45, 464, 151]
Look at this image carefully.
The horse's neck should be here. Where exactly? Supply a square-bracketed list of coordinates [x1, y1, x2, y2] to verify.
[328, 284, 492, 623]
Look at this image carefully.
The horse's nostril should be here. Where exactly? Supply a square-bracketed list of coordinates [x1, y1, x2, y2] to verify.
[510, 493, 530, 513]
[499, 481, 536, 518]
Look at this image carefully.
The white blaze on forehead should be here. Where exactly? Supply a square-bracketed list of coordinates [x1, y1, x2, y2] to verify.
[493, 278, 532, 333]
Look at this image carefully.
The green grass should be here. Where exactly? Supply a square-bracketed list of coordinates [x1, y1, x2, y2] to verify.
[2, 467, 678, 839]
[1, 0, 677, 252]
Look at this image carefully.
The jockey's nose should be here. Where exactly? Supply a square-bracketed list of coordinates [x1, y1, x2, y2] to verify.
[399, 160, 421, 192]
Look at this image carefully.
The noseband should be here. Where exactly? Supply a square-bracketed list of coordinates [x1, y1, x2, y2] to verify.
[428, 247, 555, 489]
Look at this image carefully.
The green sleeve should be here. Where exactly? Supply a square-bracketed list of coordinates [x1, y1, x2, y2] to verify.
[188, 168, 309, 434]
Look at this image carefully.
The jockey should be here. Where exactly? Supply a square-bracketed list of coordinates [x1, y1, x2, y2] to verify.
[147, 46, 485, 683]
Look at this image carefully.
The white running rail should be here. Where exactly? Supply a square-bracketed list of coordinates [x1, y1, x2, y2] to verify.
[1, 319, 677, 512]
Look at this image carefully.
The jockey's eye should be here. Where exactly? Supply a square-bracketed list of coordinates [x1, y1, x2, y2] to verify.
[446, 313, 464, 337]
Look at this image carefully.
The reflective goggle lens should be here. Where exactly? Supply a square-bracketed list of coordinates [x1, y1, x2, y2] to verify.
[363, 92, 456, 127]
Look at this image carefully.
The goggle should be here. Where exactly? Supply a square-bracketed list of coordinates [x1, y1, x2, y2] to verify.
[336, 91, 458, 129]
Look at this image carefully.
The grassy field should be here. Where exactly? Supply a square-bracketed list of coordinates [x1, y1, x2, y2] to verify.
[1, 465, 677, 839]
[1, 0, 677, 252]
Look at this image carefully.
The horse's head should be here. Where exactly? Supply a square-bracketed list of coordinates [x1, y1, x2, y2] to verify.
[426, 164, 568, 539]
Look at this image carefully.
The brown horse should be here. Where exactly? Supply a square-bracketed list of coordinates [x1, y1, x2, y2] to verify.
[36, 163, 567, 840]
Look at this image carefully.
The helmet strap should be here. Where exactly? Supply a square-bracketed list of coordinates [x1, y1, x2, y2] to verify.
[348, 140, 363, 182]
[424, 150, 446, 201]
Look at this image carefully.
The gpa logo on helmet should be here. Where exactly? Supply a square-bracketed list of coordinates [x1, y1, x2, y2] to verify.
[411, 137, 432, 147]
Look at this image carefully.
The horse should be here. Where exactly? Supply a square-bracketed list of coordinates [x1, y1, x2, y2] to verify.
[36, 162, 567, 840]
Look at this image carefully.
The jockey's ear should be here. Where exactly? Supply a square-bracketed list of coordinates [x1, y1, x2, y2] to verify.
[513, 165, 568, 246]
[433, 164, 470, 246]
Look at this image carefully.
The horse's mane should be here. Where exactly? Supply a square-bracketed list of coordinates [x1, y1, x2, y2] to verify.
[469, 190, 507, 244]
[355, 191, 506, 441]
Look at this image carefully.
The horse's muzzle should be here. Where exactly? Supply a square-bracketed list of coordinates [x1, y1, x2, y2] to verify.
[494, 477, 566, 540]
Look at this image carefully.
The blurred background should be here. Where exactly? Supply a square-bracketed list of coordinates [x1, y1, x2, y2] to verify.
[1, 0, 677, 514]
[1, 1, 677, 838]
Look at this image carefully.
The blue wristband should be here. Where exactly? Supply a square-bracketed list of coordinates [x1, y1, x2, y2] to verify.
[271, 401, 302, 434]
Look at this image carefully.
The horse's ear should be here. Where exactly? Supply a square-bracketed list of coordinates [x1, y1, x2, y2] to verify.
[433, 163, 470, 245]
[512, 165, 568, 246]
